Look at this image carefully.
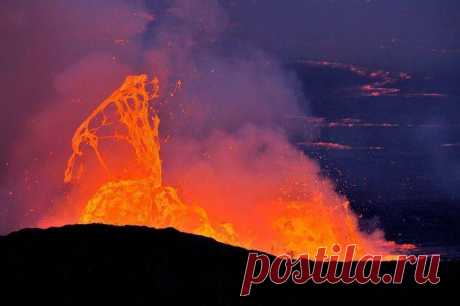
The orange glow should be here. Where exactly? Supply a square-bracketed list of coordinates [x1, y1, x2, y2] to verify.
[62, 74, 412, 259]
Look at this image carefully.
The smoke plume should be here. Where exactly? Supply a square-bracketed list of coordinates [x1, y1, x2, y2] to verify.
[0, 0, 395, 257]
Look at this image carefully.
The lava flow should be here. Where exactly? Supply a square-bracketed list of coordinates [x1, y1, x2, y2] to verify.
[63, 74, 410, 259]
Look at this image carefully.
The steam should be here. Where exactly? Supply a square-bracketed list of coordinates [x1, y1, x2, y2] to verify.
[1, 0, 391, 256]
[0, 0, 149, 232]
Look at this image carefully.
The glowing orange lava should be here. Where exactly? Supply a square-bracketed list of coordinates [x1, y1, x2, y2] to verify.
[64, 74, 411, 259]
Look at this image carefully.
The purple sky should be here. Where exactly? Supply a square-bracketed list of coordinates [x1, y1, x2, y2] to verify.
[1, 0, 460, 238]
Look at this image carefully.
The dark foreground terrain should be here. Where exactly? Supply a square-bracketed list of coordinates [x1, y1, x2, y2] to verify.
[0, 224, 457, 304]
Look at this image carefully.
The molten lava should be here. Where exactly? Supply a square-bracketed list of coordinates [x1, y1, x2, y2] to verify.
[65, 75, 239, 245]
[64, 74, 409, 258]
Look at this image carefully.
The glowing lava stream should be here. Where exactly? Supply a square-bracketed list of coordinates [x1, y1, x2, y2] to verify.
[64, 74, 411, 259]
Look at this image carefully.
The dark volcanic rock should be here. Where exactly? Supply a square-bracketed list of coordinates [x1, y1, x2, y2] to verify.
[0, 224, 456, 305]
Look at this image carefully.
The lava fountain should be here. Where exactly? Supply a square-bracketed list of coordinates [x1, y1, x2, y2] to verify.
[63, 74, 410, 258]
